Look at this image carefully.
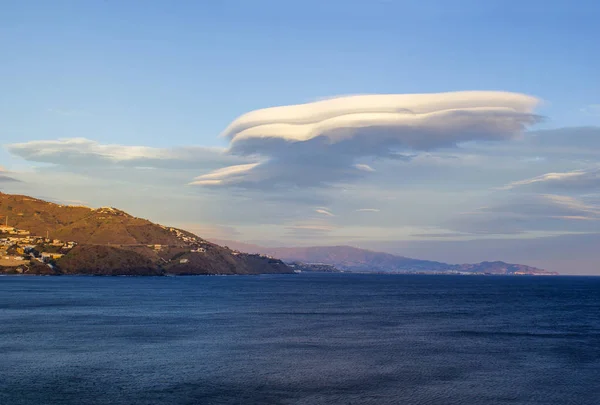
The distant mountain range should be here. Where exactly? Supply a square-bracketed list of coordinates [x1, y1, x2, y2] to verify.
[0, 193, 291, 276]
[0, 192, 558, 276]
[209, 240, 559, 276]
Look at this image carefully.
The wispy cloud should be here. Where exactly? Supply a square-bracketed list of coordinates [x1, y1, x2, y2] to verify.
[354, 164, 376, 172]
[189, 163, 260, 186]
[7, 138, 246, 171]
[356, 208, 380, 212]
[502, 167, 600, 191]
[315, 208, 335, 217]
[0, 167, 20, 183]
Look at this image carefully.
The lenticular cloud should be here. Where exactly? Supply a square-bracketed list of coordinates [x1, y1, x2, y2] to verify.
[223, 91, 539, 149]
[194, 91, 541, 189]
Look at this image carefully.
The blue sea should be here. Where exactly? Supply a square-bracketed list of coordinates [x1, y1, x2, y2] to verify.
[1, 274, 599, 405]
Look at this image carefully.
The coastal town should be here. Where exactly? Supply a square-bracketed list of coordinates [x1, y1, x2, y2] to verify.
[0, 211, 280, 275]
[0, 220, 77, 273]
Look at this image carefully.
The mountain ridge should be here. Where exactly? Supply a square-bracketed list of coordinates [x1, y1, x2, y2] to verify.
[208, 239, 559, 275]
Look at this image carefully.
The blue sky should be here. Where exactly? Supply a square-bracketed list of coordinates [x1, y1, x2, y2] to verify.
[1, 0, 599, 274]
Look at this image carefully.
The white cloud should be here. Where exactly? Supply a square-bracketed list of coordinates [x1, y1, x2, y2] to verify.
[354, 163, 376, 172]
[194, 91, 540, 189]
[7, 138, 246, 170]
[189, 163, 260, 186]
[503, 167, 600, 191]
[222, 91, 539, 145]
[315, 208, 335, 217]
[356, 208, 380, 212]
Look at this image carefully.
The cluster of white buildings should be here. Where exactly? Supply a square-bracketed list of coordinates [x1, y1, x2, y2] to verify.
[0, 225, 77, 265]
[0, 225, 30, 236]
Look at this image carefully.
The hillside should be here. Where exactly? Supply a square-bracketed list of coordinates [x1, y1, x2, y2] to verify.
[209, 240, 558, 275]
[56, 245, 162, 276]
[0, 194, 187, 245]
[0, 193, 292, 276]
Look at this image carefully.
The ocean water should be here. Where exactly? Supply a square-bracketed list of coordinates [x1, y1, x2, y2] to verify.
[1, 274, 599, 405]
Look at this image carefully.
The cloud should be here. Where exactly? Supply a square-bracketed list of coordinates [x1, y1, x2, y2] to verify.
[449, 194, 600, 235]
[194, 91, 540, 189]
[0, 167, 20, 183]
[192, 153, 370, 189]
[190, 163, 260, 186]
[315, 208, 335, 217]
[354, 164, 376, 172]
[7, 138, 246, 171]
[503, 167, 600, 192]
[356, 208, 380, 212]
[221, 91, 539, 146]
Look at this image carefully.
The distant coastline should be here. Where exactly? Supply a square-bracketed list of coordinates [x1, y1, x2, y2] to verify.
[1, 192, 558, 277]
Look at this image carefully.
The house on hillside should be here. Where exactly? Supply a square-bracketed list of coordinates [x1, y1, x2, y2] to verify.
[41, 252, 64, 262]
[2, 256, 23, 261]
[0, 225, 16, 233]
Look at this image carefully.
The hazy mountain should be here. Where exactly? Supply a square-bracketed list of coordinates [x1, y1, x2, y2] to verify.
[209, 239, 558, 275]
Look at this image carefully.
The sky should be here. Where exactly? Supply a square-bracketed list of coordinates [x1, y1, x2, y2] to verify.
[1, 0, 599, 274]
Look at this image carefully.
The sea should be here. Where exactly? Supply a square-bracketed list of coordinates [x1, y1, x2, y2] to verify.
[1, 273, 599, 405]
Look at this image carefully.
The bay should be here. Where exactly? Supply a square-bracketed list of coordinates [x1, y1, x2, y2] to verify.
[1, 274, 599, 404]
